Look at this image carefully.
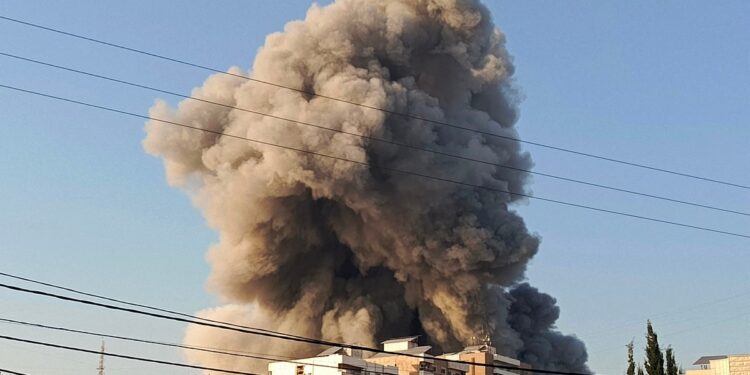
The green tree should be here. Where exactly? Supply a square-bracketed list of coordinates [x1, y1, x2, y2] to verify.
[666, 346, 678, 375]
[644, 320, 665, 375]
[627, 341, 636, 375]
[638, 366, 645, 375]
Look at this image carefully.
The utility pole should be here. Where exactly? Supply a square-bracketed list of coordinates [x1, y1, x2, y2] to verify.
[97, 341, 105, 375]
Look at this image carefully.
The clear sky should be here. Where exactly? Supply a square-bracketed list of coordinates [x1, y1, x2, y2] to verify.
[0, 1, 748, 374]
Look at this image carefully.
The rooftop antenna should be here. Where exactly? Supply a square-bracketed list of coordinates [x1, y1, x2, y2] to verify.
[97, 341, 105, 375]
[483, 333, 492, 347]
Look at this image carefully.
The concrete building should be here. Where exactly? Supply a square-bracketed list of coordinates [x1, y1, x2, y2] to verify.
[364, 337, 469, 375]
[685, 355, 750, 375]
[440, 344, 528, 375]
[268, 347, 399, 375]
[269, 337, 524, 375]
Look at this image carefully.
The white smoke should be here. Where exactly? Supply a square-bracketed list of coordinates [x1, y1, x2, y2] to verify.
[144, 0, 588, 372]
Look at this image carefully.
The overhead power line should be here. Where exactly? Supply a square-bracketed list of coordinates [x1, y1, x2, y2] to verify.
[0, 368, 29, 375]
[0, 317, 391, 375]
[579, 289, 750, 339]
[0, 271, 307, 341]
[0, 334, 257, 375]
[0, 271, 501, 375]
[1, 85, 748, 239]
[0, 15, 747, 190]
[0, 280, 591, 375]
[2, 51, 746, 218]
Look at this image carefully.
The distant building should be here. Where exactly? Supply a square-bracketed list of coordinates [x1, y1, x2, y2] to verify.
[440, 344, 529, 375]
[268, 347, 398, 375]
[269, 337, 526, 375]
[685, 355, 750, 375]
[364, 336, 468, 375]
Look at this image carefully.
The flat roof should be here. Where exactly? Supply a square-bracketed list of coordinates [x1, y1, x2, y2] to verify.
[693, 356, 727, 365]
[381, 336, 420, 344]
[317, 347, 346, 357]
[370, 345, 432, 358]
[693, 355, 750, 365]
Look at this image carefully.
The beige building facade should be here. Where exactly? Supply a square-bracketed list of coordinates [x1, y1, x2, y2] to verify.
[364, 336, 469, 375]
[364, 337, 527, 375]
[439, 344, 529, 375]
[686, 355, 750, 375]
[270, 336, 526, 375]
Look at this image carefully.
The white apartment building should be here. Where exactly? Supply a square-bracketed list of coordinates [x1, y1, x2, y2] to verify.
[269, 337, 523, 375]
[268, 347, 399, 375]
[686, 355, 750, 375]
[365, 336, 468, 375]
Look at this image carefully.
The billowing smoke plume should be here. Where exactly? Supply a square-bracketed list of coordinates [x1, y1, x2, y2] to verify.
[144, 0, 587, 372]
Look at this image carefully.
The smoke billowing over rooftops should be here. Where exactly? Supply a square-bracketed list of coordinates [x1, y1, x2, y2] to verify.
[143, 0, 587, 372]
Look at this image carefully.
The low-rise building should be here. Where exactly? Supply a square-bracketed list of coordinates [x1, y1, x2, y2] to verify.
[268, 347, 399, 375]
[365, 336, 458, 375]
[440, 344, 528, 375]
[686, 355, 750, 375]
[268, 337, 524, 375]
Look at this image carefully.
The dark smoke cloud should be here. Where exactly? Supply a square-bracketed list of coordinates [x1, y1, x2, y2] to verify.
[508, 284, 589, 371]
[143, 0, 587, 372]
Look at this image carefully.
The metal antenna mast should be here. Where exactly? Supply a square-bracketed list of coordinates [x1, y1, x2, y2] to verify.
[97, 341, 105, 375]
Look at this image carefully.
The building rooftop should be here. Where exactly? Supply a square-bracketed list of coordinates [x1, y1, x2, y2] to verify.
[370, 345, 432, 358]
[317, 347, 347, 357]
[692, 355, 750, 365]
[693, 356, 728, 365]
[464, 345, 493, 352]
[381, 336, 420, 345]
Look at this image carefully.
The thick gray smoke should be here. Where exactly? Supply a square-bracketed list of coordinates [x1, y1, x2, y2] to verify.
[143, 0, 587, 372]
[508, 284, 589, 371]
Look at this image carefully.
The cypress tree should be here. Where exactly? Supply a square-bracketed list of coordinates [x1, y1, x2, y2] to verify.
[644, 320, 665, 375]
[666, 346, 678, 375]
[627, 341, 636, 375]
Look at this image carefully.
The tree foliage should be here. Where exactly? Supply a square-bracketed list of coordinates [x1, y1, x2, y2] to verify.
[627, 341, 636, 375]
[627, 321, 679, 375]
[644, 320, 665, 375]
[666, 347, 678, 375]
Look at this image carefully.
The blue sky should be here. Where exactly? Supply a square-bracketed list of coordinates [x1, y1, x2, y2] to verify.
[0, 1, 748, 374]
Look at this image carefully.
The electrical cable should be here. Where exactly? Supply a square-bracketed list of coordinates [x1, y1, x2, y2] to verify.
[0, 317, 397, 375]
[0, 280, 590, 375]
[0, 334, 257, 375]
[0, 271, 303, 342]
[0, 83, 747, 239]
[1, 51, 746, 217]
[580, 289, 750, 339]
[0, 271, 515, 375]
[0, 368, 29, 375]
[0, 265, 307, 340]
[0, 15, 747, 190]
